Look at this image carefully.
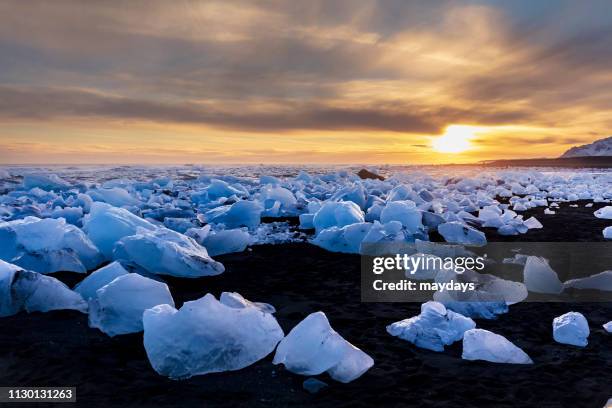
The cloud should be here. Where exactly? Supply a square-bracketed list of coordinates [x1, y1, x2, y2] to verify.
[0, 0, 611, 163]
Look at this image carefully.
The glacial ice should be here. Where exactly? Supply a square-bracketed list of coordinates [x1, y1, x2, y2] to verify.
[22, 173, 70, 191]
[0, 216, 103, 273]
[88, 273, 174, 337]
[604, 321, 611, 333]
[523, 256, 563, 294]
[594, 206, 612, 219]
[87, 187, 140, 207]
[312, 201, 364, 234]
[438, 222, 487, 246]
[113, 228, 225, 278]
[564, 270, 612, 291]
[143, 293, 283, 379]
[312, 222, 372, 254]
[73, 261, 129, 300]
[552, 312, 589, 347]
[386, 301, 475, 351]
[0, 260, 87, 317]
[186, 226, 251, 256]
[273, 311, 374, 383]
[379, 200, 423, 233]
[303, 378, 328, 394]
[83, 202, 157, 259]
[604, 226, 612, 239]
[202, 200, 262, 229]
[462, 329, 533, 364]
[433, 268, 527, 319]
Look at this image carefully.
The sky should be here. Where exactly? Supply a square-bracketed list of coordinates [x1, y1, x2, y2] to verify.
[1, 0, 611, 164]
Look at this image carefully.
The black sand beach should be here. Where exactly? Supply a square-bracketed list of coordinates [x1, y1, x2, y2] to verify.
[0, 204, 610, 408]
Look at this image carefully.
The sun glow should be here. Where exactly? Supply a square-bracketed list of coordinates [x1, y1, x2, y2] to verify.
[432, 125, 477, 153]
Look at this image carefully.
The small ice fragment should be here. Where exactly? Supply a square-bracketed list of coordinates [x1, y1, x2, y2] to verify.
[594, 206, 612, 219]
[273, 311, 374, 383]
[564, 271, 612, 291]
[303, 378, 328, 394]
[386, 301, 475, 352]
[524, 217, 543, 229]
[552, 312, 589, 347]
[438, 222, 486, 246]
[462, 328, 533, 364]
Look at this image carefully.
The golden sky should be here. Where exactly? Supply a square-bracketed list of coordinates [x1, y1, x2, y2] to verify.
[1, 0, 611, 164]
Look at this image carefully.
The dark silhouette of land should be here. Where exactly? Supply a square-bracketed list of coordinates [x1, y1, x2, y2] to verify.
[480, 156, 612, 168]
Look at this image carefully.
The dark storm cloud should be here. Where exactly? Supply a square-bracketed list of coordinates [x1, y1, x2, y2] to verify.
[0, 86, 442, 133]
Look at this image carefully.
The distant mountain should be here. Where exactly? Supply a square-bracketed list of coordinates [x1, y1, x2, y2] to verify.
[561, 136, 612, 157]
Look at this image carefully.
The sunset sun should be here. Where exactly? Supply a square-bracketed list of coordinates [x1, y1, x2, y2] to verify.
[432, 125, 477, 154]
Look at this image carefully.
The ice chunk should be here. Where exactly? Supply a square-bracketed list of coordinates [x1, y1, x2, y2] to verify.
[299, 213, 315, 229]
[379, 201, 423, 233]
[433, 268, 527, 319]
[552, 312, 589, 347]
[544, 208, 556, 215]
[261, 185, 297, 213]
[523, 217, 543, 229]
[205, 179, 247, 200]
[462, 329, 533, 364]
[523, 256, 563, 294]
[438, 222, 486, 246]
[73, 261, 129, 300]
[114, 228, 224, 278]
[23, 173, 70, 191]
[219, 291, 276, 314]
[386, 301, 475, 351]
[0, 216, 103, 273]
[87, 187, 139, 207]
[187, 226, 251, 256]
[0, 260, 87, 317]
[594, 206, 612, 219]
[330, 184, 367, 209]
[604, 227, 612, 240]
[603, 321, 611, 333]
[50, 206, 83, 226]
[312, 201, 364, 234]
[143, 293, 283, 379]
[421, 211, 445, 229]
[203, 200, 262, 229]
[89, 273, 174, 336]
[273, 311, 374, 383]
[83, 202, 157, 259]
[303, 378, 328, 394]
[312, 222, 373, 254]
[564, 270, 612, 291]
